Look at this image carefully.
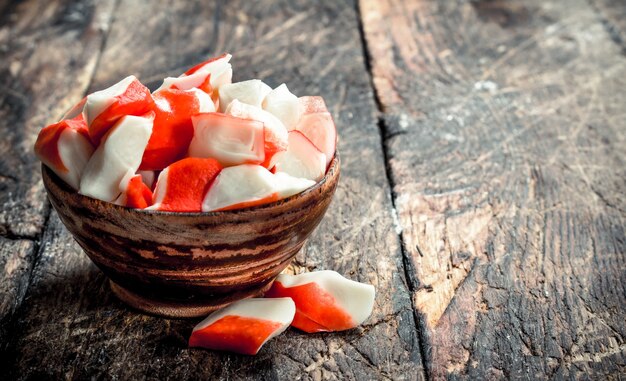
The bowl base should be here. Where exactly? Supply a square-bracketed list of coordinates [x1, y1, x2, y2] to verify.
[109, 280, 273, 319]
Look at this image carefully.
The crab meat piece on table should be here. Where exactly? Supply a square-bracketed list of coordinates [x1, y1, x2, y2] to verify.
[79, 113, 154, 202]
[189, 298, 295, 355]
[265, 270, 375, 333]
[34, 114, 94, 190]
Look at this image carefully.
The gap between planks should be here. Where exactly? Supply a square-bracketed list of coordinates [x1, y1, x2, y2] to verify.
[354, 1, 431, 380]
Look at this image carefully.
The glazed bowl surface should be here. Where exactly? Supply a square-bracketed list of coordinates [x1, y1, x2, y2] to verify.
[42, 156, 340, 318]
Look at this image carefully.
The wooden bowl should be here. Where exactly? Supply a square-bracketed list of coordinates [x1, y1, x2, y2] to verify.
[42, 157, 339, 318]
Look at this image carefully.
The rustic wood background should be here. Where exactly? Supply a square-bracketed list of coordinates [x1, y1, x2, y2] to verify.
[0, 0, 624, 379]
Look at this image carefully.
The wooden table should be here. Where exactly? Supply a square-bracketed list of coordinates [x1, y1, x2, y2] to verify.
[1, 0, 624, 379]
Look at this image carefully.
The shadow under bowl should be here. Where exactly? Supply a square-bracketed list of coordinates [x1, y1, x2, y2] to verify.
[42, 156, 340, 318]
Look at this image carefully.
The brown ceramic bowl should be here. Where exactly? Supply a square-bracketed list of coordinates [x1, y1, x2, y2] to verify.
[42, 156, 339, 318]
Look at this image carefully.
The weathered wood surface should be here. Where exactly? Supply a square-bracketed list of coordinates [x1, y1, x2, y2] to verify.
[360, 0, 625, 379]
[591, 0, 626, 50]
[0, 0, 116, 349]
[3, 0, 423, 380]
[1, 0, 625, 379]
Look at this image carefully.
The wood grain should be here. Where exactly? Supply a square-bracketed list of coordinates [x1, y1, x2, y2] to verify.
[360, 0, 626, 379]
[0, 0, 116, 238]
[0, 237, 36, 350]
[0, 0, 116, 349]
[590, 0, 626, 50]
[5, 0, 424, 379]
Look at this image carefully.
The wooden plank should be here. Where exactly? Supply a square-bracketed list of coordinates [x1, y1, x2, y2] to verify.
[7, 0, 424, 379]
[590, 0, 626, 49]
[0, 0, 116, 238]
[0, 237, 36, 348]
[0, 0, 116, 356]
[360, 0, 626, 379]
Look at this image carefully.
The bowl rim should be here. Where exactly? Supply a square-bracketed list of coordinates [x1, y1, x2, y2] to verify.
[43, 153, 339, 217]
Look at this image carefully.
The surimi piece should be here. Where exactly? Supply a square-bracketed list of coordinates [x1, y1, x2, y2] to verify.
[34, 115, 94, 189]
[270, 131, 326, 182]
[295, 96, 337, 168]
[150, 158, 221, 212]
[202, 165, 315, 212]
[114, 172, 153, 209]
[137, 170, 156, 190]
[225, 100, 288, 165]
[79, 113, 154, 202]
[157, 53, 232, 92]
[188, 113, 265, 167]
[262, 84, 303, 130]
[189, 298, 295, 355]
[61, 97, 87, 121]
[140, 88, 214, 170]
[265, 270, 375, 333]
[273, 172, 316, 198]
[83, 75, 154, 145]
[218, 79, 272, 112]
[202, 165, 277, 212]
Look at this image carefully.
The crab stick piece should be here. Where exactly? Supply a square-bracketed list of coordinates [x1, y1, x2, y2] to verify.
[61, 97, 87, 120]
[149, 157, 221, 212]
[295, 96, 337, 168]
[202, 165, 315, 212]
[189, 298, 295, 355]
[157, 53, 232, 92]
[34, 114, 94, 189]
[202, 165, 278, 212]
[114, 171, 153, 209]
[225, 100, 288, 166]
[82, 76, 154, 145]
[262, 84, 303, 130]
[265, 271, 375, 333]
[188, 113, 265, 167]
[79, 113, 154, 202]
[137, 170, 156, 190]
[139, 88, 214, 170]
[218, 79, 272, 112]
[270, 131, 326, 182]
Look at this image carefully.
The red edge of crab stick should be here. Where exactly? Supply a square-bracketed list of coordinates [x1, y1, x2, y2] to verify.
[140, 88, 214, 170]
[265, 271, 376, 333]
[189, 298, 295, 355]
[158, 54, 232, 92]
[123, 174, 153, 209]
[34, 114, 94, 189]
[150, 157, 222, 212]
[184, 53, 231, 76]
[84, 76, 154, 146]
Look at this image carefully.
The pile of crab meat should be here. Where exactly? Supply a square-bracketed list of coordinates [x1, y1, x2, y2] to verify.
[189, 271, 375, 355]
[35, 54, 337, 212]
